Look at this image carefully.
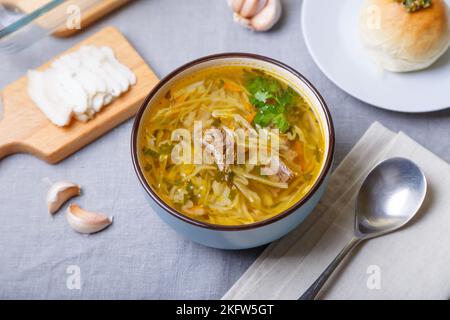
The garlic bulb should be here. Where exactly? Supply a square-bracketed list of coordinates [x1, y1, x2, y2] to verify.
[47, 181, 81, 214]
[228, 0, 282, 32]
[66, 204, 113, 234]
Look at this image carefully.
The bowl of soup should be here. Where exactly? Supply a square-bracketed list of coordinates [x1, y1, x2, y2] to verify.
[131, 53, 334, 249]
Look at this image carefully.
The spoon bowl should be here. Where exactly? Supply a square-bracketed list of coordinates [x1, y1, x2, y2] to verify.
[355, 157, 427, 238]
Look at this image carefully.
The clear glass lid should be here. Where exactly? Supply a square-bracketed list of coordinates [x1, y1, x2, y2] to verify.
[0, 0, 103, 55]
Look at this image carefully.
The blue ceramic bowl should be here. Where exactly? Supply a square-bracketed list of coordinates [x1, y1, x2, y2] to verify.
[132, 53, 335, 250]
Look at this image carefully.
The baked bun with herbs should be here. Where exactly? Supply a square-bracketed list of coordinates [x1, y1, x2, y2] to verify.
[359, 0, 450, 72]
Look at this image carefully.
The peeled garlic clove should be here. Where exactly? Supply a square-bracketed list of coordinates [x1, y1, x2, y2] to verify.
[66, 204, 113, 234]
[228, 0, 245, 12]
[47, 181, 81, 214]
[250, 0, 282, 32]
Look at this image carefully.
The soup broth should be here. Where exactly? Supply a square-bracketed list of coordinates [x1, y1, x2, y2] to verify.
[138, 66, 325, 226]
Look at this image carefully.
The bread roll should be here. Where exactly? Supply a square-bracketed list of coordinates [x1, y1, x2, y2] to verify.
[359, 0, 450, 72]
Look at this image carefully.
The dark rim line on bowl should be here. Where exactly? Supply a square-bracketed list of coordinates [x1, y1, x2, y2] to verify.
[131, 53, 335, 231]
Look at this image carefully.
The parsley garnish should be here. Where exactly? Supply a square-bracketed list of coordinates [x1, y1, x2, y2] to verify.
[142, 143, 173, 158]
[159, 143, 174, 155]
[245, 73, 298, 133]
[142, 147, 159, 158]
[395, 0, 432, 12]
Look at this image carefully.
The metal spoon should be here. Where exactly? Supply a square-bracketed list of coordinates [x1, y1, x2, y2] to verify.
[299, 157, 427, 300]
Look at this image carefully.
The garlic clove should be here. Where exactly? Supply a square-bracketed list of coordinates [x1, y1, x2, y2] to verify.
[254, 0, 268, 15]
[233, 12, 253, 29]
[250, 0, 282, 32]
[228, 0, 245, 13]
[240, 0, 260, 18]
[47, 181, 81, 214]
[66, 204, 113, 234]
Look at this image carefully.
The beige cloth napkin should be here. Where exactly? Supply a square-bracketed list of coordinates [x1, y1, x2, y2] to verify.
[223, 122, 450, 300]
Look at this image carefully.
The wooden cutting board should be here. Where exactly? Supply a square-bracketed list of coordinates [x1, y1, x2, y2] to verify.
[0, 26, 159, 164]
[1, 0, 132, 37]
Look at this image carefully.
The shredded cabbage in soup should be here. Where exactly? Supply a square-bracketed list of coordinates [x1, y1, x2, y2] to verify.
[139, 67, 325, 226]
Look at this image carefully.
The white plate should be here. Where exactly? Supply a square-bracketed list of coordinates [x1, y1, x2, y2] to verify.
[301, 0, 450, 113]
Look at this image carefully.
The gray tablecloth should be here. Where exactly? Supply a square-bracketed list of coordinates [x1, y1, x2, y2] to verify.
[0, 0, 449, 299]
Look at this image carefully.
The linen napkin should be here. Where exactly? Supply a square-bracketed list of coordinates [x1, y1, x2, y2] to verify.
[223, 122, 450, 300]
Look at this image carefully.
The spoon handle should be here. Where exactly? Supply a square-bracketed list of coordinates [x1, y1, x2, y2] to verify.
[299, 236, 361, 300]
